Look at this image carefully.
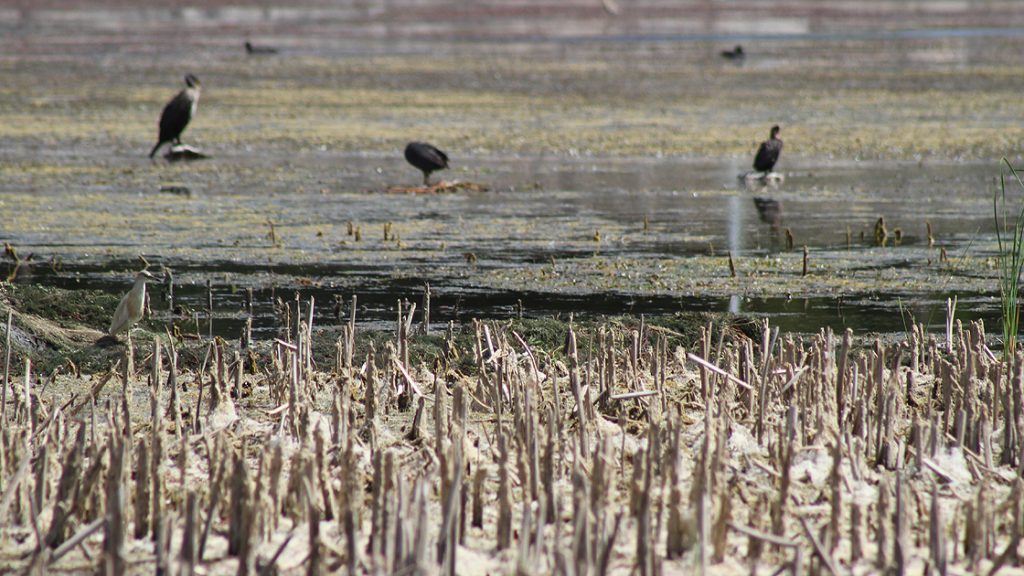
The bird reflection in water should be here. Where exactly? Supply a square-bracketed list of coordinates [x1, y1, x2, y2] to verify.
[752, 197, 783, 232]
[753, 195, 784, 253]
[745, 165, 785, 249]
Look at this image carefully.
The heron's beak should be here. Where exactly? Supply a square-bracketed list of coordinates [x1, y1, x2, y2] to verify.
[141, 270, 159, 280]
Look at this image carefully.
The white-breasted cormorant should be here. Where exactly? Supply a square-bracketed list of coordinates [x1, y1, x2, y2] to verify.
[753, 125, 783, 174]
[148, 74, 201, 159]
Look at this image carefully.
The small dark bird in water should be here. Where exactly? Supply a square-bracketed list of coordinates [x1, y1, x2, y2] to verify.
[721, 45, 744, 60]
[245, 41, 278, 55]
[148, 74, 201, 159]
[753, 125, 783, 174]
[404, 142, 449, 185]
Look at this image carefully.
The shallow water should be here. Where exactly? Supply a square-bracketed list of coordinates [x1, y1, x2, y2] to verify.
[5, 153, 1005, 337]
[2, 1, 1021, 338]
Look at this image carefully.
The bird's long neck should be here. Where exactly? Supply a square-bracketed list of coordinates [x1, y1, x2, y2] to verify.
[186, 87, 200, 116]
[184, 86, 200, 104]
[132, 278, 148, 299]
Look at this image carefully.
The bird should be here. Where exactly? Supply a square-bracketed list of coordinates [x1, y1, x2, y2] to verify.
[244, 41, 278, 55]
[109, 270, 158, 337]
[721, 45, 744, 60]
[752, 125, 783, 174]
[404, 142, 449, 185]
[148, 74, 202, 159]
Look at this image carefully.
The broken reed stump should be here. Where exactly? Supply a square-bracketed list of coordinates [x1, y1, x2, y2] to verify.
[2, 309, 11, 427]
[5, 302, 1024, 575]
[206, 279, 214, 339]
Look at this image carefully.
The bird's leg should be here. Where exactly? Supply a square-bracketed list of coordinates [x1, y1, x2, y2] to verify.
[423, 173, 430, 187]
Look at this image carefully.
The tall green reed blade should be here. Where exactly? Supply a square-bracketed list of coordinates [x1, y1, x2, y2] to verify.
[995, 158, 1024, 358]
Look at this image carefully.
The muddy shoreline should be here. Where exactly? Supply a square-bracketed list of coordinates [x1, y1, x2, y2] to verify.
[0, 278, 1016, 576]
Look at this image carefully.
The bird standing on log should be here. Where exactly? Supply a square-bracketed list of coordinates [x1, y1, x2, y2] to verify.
[109, 270, 158, 337]
[148, 74, 201, 159]
[404, 142, 449, 185]
[753, 125, 783, 174]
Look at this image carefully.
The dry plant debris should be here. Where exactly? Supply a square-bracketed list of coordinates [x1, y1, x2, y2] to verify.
[0, 295, 1022, 575]
[386, 180, 490, 194]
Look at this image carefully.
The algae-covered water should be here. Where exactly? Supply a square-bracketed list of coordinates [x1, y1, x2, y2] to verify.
[3, 0, 1024, 338]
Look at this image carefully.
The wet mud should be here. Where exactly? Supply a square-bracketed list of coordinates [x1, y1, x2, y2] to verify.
[2, 0, 1024, 341]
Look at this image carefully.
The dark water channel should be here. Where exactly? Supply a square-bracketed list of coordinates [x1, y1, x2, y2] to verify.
[17, 261, 1000, 341]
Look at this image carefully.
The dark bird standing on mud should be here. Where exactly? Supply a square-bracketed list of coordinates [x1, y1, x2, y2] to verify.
[148, 74, 201, 159]
[721, 45, 745, 60]
[404, 142, 449, 185]
[245, 41, 278, 55]
[753, 125, 783, 174]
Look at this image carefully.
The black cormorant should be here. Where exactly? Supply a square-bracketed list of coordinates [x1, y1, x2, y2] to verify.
[245, 41, 278, 55]
[404, 142, 449, 185]
[721, 45, 744, 60]
[148, 74, 201, 159]
[753, 125, 783, 174]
